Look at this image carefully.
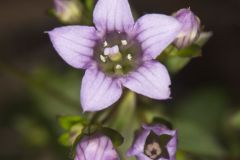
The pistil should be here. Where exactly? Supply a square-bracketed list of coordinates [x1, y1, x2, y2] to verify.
[145, 141, 162, 159]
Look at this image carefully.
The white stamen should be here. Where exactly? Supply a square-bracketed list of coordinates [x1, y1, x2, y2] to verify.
[103, 41, 108, 47]
[112, 45, 120, 54]
[104, 48, 111, 56]
[104, 45, 120, 56]
[115, 64, 122, 69]
[100, 55, 107, 63]
[121, 40, 128, 45]
[127, 54, 132, 60]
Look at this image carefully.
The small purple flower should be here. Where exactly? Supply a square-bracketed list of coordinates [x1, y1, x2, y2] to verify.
[75, 132, 120, 160]
[127, 124, 177, 160]
[173, 8, 201, 49]
[53, 0, 82, 24]
[48, 0, 182, 111]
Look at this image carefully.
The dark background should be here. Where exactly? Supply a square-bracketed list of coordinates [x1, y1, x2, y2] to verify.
[0, 0, 239, 160]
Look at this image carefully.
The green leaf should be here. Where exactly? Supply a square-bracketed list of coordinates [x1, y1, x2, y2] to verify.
[160, 44, 202, 59]
[57, 115, 87, 147]
[164, 56, 190, 74]
[177, 44, 202, 58]
[195, 32, 213, 47]
[59, 133, 71, 146]
[100, 127, 124, 147]
[140, 102, 167, 124]
[81, 124, 100, 135]
[85, 0, 94, 11]
[159, 44, 201, 74]
[59, 123, 84, 146]
[58, 115, 87, 130]
[152, 117, 173, 129]
[176, 120, 225, 157]
[158, 34, 208, 74]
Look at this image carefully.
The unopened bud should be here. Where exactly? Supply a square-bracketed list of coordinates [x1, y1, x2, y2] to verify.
[173, 8, 201, 49]
[75, 132, 120, 160]
[53, 0, 83, 24]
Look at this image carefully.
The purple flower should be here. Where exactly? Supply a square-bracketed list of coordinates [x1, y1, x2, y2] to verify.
[127, 124, 177, 160]
[173, 8, 201, 49]
[48, 0, 182, 112]
[75, 132, 120, 160]
[53, 0, 83, 24]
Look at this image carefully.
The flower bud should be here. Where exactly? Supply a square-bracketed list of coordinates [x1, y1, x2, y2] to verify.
[173, 8, 201, 49]
[53, 0, 83, 24]
[75, 132, 120, 160]
[127, 124, 177, 160]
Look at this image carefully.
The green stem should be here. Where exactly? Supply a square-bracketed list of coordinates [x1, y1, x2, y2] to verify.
[158, 45, 177, 62]
[100, 105, 119, 125]
[104, 91, 139, 160]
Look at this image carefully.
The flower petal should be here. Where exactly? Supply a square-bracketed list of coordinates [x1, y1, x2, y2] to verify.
[173, 8, 200, 49]
[93, 0, 134, 33]
[123, 61, 171, 100]
[166, 131, 177, 160]
[75, 144, 87, 160]
[127, 129, 150, 156]
[81, 68, 122, 112]
[136, 153, 152, 160]
[75, 134, 120, 160]
[48, 26, 99, 69]
[142, 124, 169, 135]
[134, 14, 182, 60]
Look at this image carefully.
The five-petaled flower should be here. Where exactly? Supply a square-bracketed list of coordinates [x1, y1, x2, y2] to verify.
[48, 0, 182, 112]
[127, 124, 177, 160]
[75, 132, 120, 160]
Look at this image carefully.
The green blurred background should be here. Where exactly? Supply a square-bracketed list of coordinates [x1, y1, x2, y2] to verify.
[0, 0, 239, 160]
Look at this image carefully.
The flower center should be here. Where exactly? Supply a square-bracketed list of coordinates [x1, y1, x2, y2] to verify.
[94, 32, 142, 76]
[144, 132, 172, 160]
[144, 141, 162, 159]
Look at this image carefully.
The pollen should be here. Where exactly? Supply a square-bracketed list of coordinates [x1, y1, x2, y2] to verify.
[104, 45, 119, 56]
[121, 40, 128, 45]
[127, 53, 133, 60]
[112, 45, 120, 53]
[115, 64, 122, 69]
[100, 55, 107, 63]
[103, 41, 108, 47]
